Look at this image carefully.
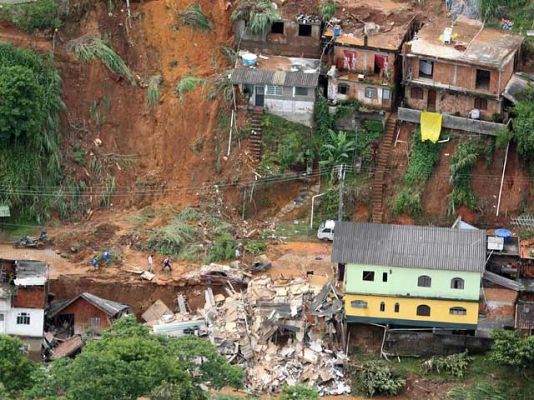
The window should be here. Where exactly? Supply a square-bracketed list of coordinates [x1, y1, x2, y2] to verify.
[338, 83, 349, 95]
[451, 278, 465, 289]
[474, 97, 488, 110]
[0, 313, 4, 321]
[351, 300, 368, 309]
[382, 88, 391, 101]
[363, 271, 375, 281]
[265, 85, 283, 96]
[419, 59, 434, 78]
[298, 24, 312, 37]
[294, 87, 308, 96]
[365, 87, 378, 99]
[410, 86, 423, 100]
[380, 302, 386, 312]
[450, 307, 467, 315]
[417, 275, 432, 288]
[416, 305, 431, 316]
[475, 69, 490, 90]
[394, 303, 400, 313]
[16, 312, 30, 325]
[382, 272, 388, 282]
[88, 317, 101, 328]
[271, 21, 284, 34]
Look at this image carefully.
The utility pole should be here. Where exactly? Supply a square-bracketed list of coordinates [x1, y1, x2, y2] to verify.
[337, 164, 346, 221]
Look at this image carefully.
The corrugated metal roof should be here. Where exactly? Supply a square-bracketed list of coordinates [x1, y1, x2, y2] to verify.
[231, 68, 319, 88]
[332, 222, 486, 273]
[49, 292, 132, 318]
[504, 73, 534, 104]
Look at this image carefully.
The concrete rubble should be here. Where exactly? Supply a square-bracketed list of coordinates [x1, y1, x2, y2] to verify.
[149, 274, 349, 395]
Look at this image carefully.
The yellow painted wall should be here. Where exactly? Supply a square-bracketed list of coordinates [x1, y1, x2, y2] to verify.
[345, 294, 479, 326]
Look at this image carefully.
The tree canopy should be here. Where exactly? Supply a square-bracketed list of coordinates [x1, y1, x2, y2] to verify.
[490, 329, 534, 371]
[0, 335, 36, 393]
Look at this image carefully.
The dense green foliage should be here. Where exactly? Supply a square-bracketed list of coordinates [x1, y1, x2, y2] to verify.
[176, 75, 206, 101]
[319, 0, 337, 22]
[490, 329, 534, 371]
[423, 351, 473, 378]
[314, 93, 334, 138]
[260, 114, 312, 175]
[448, 140, 480, 215]
[352, 360, 405, 397]
[0, 0, 61, 32]
[73, 37, 134, 83]
[0, 335, 36, 393]
[278, 384, 319, 400]
[231, 0, 281, 35]
[480, 0, 533, 32]
[25, 317, 243, 400]
[0, 43, 63, 222]
[513, 97, 534, 160]
[178, 3, 212, 31]
[354, 120, 383, 165]
[393, 129, 440, 217]
[319, 130, 356, 179]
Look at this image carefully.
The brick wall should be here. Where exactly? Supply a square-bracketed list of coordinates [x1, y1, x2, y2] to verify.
[405, 84, 502, 119]
[500, 57, 515, 93]
[57, 298, 112, 335]
[13, 286, 46, 308]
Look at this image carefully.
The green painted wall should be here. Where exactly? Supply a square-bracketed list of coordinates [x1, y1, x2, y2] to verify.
[345, 264, 481, 301]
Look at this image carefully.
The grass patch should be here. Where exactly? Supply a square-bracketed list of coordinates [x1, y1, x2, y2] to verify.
[147, 75, 162, 109]
[260, 114, 312, 175]
[262, 220, 312, 241]
[393, 129, 440, 217]
[178, 3, 212, 31]
[0, 0, 61, 32]
[71, 36, 134, 84]
[176, 75, 205, 101]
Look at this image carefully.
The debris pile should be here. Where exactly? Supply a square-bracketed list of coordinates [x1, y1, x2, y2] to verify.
[151, 274, 349, 394]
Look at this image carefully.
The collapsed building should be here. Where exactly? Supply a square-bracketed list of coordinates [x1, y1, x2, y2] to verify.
[147, 275, 349, 395]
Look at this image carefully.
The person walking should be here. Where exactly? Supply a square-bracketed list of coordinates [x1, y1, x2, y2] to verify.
[91, 257, 98, 270]
[163, 256, 172, 272]
[147, 254, 154, 272]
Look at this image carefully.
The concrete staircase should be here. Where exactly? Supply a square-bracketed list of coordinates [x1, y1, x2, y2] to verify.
[371, 114, 397, 224]
[273, 182, 321, 222]
[248, 108, 263, 163]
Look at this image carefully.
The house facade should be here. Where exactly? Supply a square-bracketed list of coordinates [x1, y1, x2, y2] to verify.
[323, 1, 417, 110]
[403, 16, 523, 120]
[0, 259, 48, 357]
[333, 222, 486, 330]
[234, 1, 321, 59]
[231, 55, 319, 126]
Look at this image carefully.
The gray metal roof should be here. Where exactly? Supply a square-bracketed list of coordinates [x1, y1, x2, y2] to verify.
[49, 292, 132, 318]
[231, 68, 319, 88]
[504, 73, 534, 104]
[332, 222, 486, 273]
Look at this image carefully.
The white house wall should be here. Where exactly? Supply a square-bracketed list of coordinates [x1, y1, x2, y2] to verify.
[4, 307, 44, 338]
[263, 98, 315, 126]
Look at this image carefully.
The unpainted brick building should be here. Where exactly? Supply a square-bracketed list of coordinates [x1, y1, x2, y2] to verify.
[403, 16, 523, 120]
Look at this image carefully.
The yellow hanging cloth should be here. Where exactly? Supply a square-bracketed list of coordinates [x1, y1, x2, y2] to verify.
[420, 111, 442, 143]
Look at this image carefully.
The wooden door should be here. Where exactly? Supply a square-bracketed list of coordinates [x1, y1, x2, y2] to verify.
[255, 86, 264, 107]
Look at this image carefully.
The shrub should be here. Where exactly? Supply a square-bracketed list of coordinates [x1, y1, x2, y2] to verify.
[146, 218, 201, 256]
[490, 329, 534, 371]
[319, 0, 336, 22]
[0, 0, 61, 32]
[178, 3, 212, 31]
[71, 36, 134, 84]
[244, 239, 266, 255]
[352, 360, 405, 397]
[279, 384, 319, 400]
[393, 187, 422, 217]
[423, 351, 473, 378]
[448, 140, 480, 215]
[208, 72, 233, 102]
[208, 233, 236, 263]
[231, 0, 280, 35]
[176, 75, 206, 101]
[0, 335, 36, 393]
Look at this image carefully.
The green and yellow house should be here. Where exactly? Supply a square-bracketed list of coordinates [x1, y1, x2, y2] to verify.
[332, 222, 486, 330]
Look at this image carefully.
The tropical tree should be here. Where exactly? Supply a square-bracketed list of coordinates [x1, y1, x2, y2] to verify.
[320, 0, 337, 22]
[320, 129, 356, 179]
[0, 65, 44, 141]
[231, 0, 280, 35]
[0, 335, 36, 393]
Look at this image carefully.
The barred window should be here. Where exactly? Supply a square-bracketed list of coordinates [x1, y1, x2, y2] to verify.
[265, 85, 283, 96]
[417, 275, 432, 288]
[365, 87, 378, 99]
[16, 312, 30, 325]
[351, 300, 368, 309]
[450, 307, 467, 315]
[416, 305, 431, 316]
